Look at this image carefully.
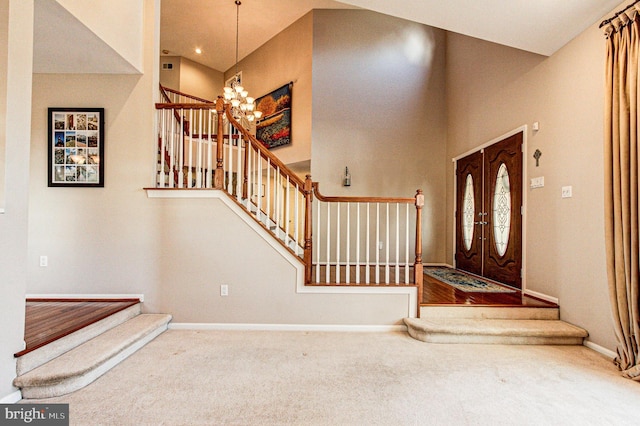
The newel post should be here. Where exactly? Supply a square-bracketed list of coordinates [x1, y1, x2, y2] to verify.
[414, 189, 424, 317]
[303, 175, 314, 284]
[214, 98, 225, 189]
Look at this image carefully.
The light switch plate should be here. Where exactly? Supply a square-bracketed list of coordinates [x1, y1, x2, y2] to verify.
[530, 177, 544, 188]
[561, 186, 572, 198]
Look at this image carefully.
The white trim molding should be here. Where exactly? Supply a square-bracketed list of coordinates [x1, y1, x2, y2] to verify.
[584, 340, 617, 360]
[169, 323, 407, 333]
[451, 125, 528, 291]
[0, 390, 22, 404]
[26, 294, 144, 302]
[523, 289, 558, 305]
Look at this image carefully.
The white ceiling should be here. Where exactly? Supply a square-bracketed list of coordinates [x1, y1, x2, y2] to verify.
[161, 0, 624, 72]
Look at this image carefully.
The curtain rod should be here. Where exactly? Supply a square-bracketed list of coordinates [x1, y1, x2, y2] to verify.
[600, 0, 640, 28]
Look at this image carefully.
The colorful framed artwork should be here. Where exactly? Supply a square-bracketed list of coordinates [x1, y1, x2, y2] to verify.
[48, 108, 105, 187]
[255, 82, 292, 149]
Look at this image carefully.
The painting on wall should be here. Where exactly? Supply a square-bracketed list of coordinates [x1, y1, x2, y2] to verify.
[255, 82, 292, 149]
[48, 107, 105, 187]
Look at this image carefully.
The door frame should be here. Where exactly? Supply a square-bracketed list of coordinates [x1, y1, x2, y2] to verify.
[452, 125, 530, 295]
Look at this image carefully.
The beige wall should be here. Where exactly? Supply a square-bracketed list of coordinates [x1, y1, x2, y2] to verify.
[0, 0, 33, 401]
[0, 0, 7, 209]
[311, 10, 448, 263]
[179, 56, 223, 101]
[446, 26, 613, 348]
[160, 56, 223, 101]
[159, 55, 180, 91]
[226, 11, 313, 166]
[153, 196, 411, 325]
[28, 0, 161, 308]
[56, 0, 144, 72]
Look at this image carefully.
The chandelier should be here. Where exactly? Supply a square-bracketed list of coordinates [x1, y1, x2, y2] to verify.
[222, 0, 262, 124]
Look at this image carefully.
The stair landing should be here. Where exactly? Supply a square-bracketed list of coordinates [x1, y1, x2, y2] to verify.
[410, 272, 587, 345]
[16, 298, 141, 357]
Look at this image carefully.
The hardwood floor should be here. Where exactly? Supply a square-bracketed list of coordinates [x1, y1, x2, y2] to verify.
[421, 273, 557, 308]
[15, 299, 140, 357]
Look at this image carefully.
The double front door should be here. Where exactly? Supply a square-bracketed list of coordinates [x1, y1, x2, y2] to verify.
[455, 132, 523, 289]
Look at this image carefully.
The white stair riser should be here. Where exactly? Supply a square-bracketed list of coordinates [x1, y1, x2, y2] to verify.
[407, 328, 584, 345]
[420, 306, 559, 320]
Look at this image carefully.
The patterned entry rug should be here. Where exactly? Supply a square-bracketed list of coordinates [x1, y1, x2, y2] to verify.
[424, 267, 516, 293]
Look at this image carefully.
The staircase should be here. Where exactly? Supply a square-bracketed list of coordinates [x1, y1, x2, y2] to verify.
[405, 305, 588, 345]
[14, 302, 171, 399]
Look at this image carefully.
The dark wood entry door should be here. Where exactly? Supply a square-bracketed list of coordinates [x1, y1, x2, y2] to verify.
[455, 132, 523, 289]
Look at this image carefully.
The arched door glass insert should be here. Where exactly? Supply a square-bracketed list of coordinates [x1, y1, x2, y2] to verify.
[492, 163, 511, 257]
[462, 174, 475, 251]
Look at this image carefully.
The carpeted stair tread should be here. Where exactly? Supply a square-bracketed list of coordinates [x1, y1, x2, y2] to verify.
[14, 314, 171, 398]
[404, 317, 588, 345]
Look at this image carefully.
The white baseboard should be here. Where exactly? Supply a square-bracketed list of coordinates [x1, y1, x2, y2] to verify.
[0, 390, 22, 404]
[26, 294, 144, 302]
[584, 340, 617, 359]
[169, 323, 407, 333]
[523, 289, 559, 305]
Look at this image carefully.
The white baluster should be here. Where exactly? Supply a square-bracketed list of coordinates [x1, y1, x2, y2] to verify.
[178, 108, 184, 188]
[285, 176, 291, 247]
[196, 109, 203, 188]
[356, 203, 361, 284]
[405, 203, 410, 284]
[366, 203, 370, 284]
[187, 109, 193, 188]
[326, 202, 331, 283]
[294, 183, 300, 256]
[316, 199, 321, 284]
[395, 203, 400, 284]
[336, 202, 341, 284]
[386, 203, 390, 284]
[346, 202, 350, 284]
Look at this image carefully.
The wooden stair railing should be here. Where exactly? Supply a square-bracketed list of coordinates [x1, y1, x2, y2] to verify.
[157, 85, 213, 186]
[309, 183, 423, 288]
[154, 90, 424, 315]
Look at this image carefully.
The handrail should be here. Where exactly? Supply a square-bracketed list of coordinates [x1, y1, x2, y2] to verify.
[308, 182, 423, 292]
[313, 182, 415, 204]
[155, 102, 218, 110]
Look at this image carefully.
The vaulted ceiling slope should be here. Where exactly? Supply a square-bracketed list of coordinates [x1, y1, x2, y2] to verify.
[161, 0, 624, 73]
[339, 0, 623, 56]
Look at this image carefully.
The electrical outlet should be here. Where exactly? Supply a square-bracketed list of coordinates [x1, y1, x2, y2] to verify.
[378, 241, 383, 250]
[561, 186, 572, 198]
[220, 284, 228, 296]
[39, 256, 48, 267]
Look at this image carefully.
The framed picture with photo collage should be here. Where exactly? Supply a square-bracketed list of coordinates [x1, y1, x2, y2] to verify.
[48, 107, 104, 187]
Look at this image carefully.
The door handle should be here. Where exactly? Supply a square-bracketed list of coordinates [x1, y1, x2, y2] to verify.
[474, 221, 488, 225]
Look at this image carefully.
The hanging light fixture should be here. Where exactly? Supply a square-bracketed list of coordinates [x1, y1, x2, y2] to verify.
[222, 0, 262, 124]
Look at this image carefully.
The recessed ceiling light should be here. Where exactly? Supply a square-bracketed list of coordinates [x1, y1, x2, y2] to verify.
[195, 48, 202, 54]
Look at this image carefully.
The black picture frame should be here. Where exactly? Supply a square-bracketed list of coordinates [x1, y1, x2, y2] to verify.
[48, 107, 105, 187]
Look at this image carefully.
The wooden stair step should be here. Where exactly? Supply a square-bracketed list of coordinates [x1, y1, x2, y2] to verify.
[14, 314, 172, 399]
[404, 317, 588, 345]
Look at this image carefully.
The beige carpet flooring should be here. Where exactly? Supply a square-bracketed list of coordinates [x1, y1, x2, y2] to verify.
[22, 330, 640, 425]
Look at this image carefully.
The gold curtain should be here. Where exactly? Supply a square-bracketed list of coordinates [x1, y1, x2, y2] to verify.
[604, 8, 640, 380]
